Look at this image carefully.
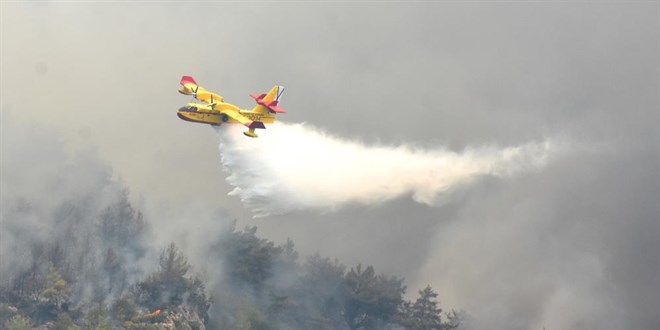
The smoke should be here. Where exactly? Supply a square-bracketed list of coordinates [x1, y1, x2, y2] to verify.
[217, 122, 559, 217]
[0, 115, 151, 306]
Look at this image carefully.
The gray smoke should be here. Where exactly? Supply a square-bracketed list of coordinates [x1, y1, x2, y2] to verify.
[0, 116, 151, 306]
[1, 2, 657, 329]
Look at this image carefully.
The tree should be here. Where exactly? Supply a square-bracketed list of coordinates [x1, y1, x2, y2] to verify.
[280, 238, 299, 267]
[343, 264, 405, 330]
[399, 285, 461, 330]
[4, 314, 32, 330]
[236, 300, 272, 330]
[97, 189, 148, 297]
[103, 247, 126, 296]
[110, 296, 139, 323]
[135, 242, 210, 321]
[159, 243, 191, 284]
[41, 267, 71, 307]
[99, 189, 147, 250]
[136, 243, 190, 308]
[215, 225, 283, 289]
[399, 285, 441, 330]
[26, 243, 48, 300]
[52, 313, 81, 330]
[298, 255, 347, 329]
[86, 307, 112, 330]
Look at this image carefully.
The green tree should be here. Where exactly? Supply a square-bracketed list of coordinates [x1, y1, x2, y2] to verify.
[99, 189, 147, 249]
[135, 243, 210, 321]
[0, 303, 17, 325]
[111, 296, 139, 322]
[236, 300, 272, 330]
[400, 285, 442, 330]
[441, 310, 463, 330]
[297, 255, 347, 329]
[4, 314, 32, 330]
[86, 307, 112, 330]
[399, 286, 462, 330]
[159, 242, 191, 283]
[215, 225, 283, 289]
[343, 264, 405, 330]
[41, 266, 71, 307]
[280, 238, 299, 268]
[52, 313, 81, 330]
[136, 243, 190, 308]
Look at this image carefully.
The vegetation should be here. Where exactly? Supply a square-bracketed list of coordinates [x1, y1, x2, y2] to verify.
[1, 189, 461, 329]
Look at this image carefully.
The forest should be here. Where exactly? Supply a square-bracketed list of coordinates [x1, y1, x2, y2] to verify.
[1, 187, 461, 330]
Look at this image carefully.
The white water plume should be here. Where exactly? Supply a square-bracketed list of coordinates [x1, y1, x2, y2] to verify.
[217, 123, 557, 217]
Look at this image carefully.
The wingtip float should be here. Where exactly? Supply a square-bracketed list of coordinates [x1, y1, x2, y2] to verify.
[177, 75, 286, 138]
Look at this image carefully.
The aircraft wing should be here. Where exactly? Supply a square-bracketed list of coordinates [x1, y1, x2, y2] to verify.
[225, 111, 266, 138]
[196, 90, 224, 106]
[224, 111, 266, 129]
[179, 76, 224, 105]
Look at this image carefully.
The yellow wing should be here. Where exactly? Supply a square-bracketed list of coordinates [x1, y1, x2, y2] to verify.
[223, 111, 266, 138]
[178, 76, 224, 105]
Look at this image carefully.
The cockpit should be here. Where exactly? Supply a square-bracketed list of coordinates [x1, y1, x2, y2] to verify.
[178, 106, 197, 112]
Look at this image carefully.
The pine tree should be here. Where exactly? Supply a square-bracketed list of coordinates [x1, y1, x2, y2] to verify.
[343, 264, 405, 330]
[399, 285, 460, 330]
[412, 285, 443, 330]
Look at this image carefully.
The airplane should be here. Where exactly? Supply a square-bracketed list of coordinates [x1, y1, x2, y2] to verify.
[177, 75, 286, 138]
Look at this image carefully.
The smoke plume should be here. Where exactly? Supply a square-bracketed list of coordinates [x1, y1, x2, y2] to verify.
[217, 122, 558, 217]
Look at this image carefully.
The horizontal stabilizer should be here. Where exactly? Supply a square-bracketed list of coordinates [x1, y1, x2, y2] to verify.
[250, 93, 267, 101]
[263, 100, 285, 113]
[250, 93, 286, 113]
[267, 105, 286, 113]
[250, 85, 286, 114]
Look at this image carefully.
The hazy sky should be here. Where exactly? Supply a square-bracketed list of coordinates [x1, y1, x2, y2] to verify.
[1, 2, 658, 329]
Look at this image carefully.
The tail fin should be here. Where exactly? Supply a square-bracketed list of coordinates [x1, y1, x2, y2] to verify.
[250, 85, 286, 114]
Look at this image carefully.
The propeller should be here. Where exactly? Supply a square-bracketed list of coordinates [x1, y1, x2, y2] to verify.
[209, 95, 216, 110]
[187, 85, 200, 103]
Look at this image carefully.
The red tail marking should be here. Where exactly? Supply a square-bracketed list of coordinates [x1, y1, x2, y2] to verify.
[180, 75, 197, 86]
[268, 106, 286, 113]
[250, 93, 266, 101]
[250, 93, 286, 113]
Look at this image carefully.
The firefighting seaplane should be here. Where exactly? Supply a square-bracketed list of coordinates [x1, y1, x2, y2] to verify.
[177, 76, 286, 138]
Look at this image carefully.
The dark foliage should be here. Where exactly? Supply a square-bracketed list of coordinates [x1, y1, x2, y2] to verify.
[3, 192, 459, 330]
[214, 223, 284, 290]
[134, 243, 210, 322]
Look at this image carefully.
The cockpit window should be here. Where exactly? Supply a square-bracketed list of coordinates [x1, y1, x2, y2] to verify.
[179, 106, 197, 112]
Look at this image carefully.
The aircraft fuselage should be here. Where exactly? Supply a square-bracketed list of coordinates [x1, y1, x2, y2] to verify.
[177, 102, 276, 126]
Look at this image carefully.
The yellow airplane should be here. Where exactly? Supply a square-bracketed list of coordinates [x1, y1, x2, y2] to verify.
[177, 76, 286, 137]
